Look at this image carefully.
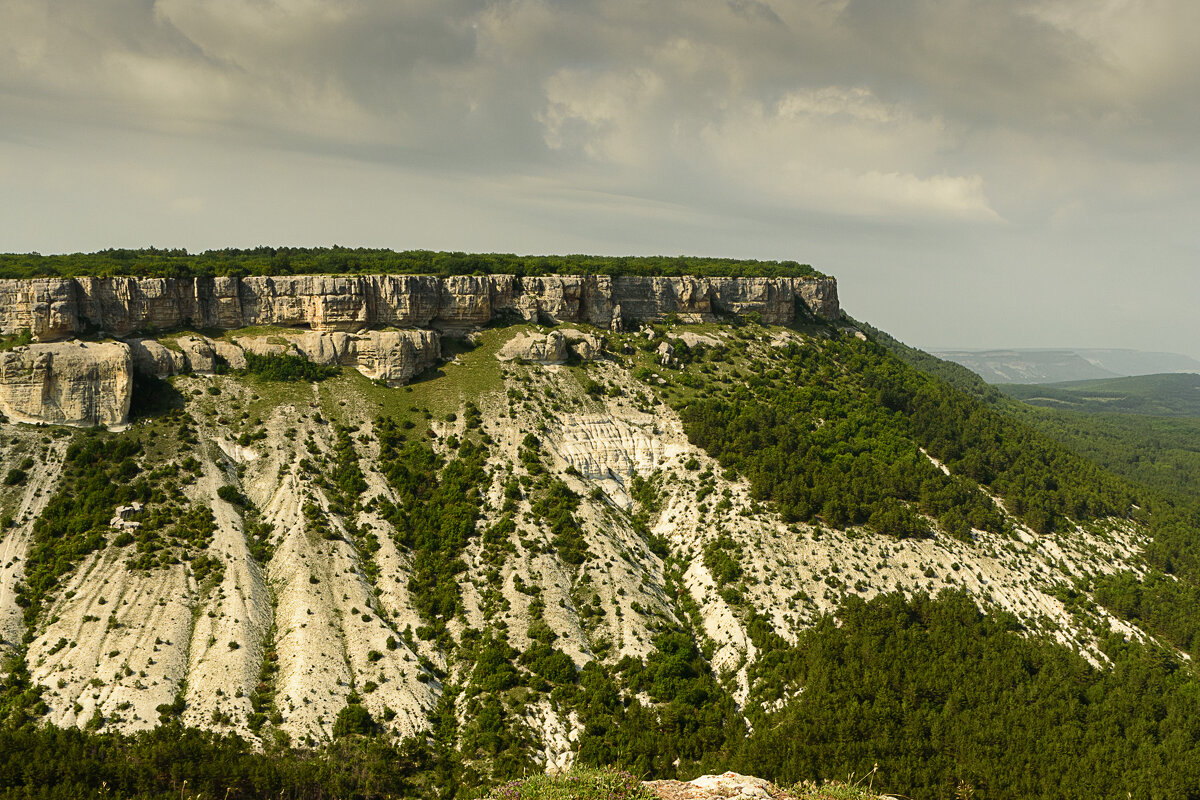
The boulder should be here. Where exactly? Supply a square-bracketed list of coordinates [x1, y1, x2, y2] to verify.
[644, 772, 782, 800]
[656, 341, 675, 367]
[175, 336, 219, 374]
[497, 331, 568, 364]
[353, 330, 441, 386]
[210, 340, 247, 370]
[566, 332, 603, 361]
[668, 331, 721, 348]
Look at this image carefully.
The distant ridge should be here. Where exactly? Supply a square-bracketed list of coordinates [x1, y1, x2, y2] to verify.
[1001, 372, 1200, 416]
[934, 347, 1200, 384]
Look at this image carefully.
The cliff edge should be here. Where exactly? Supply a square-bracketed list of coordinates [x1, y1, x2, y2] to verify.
[0, 274, 838, 427]
[0, 274, 838, 341]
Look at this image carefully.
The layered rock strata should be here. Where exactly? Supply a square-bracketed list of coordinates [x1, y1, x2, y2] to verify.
[131, 329, 441, 387]
[0, 274, 837, 426]
[0, 329, 442, 428]
[0, 274, 839, 341]
[0, 341, 132, 427]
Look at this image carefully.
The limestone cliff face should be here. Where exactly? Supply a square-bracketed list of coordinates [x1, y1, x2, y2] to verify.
[0, 341, 132, 427]
[0, 273, 838, 427]
[0, 274, 839, 340]
[350, 330, 441, 386]
[132, 329, 442, 387]
[0, 279, 80, 341]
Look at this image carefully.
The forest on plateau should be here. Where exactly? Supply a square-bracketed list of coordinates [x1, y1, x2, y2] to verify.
[0, 247, 821, 280]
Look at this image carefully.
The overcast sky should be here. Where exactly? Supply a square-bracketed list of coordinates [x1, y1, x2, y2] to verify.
[2, 1, 1198, 355]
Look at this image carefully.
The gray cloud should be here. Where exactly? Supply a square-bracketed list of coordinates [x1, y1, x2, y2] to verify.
[1, 0, 1198, 355]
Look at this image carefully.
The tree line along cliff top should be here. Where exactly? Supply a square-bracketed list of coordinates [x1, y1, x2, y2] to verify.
[0, 247, 824, 280]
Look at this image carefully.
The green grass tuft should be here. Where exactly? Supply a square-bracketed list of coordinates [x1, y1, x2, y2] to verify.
[481, 767, 653, 800]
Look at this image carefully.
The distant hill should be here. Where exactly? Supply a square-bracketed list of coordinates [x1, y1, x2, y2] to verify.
[1001, 373, 1200, 417]
[935, 348, 1200, 384]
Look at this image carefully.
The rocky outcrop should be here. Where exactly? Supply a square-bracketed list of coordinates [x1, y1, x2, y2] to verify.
[497, 329, 605, 364]
[668, 331, 721, 348]
[130, 330, 441, 388]
[566, 331, 603, 361]
[0, 275, 839, 340]
[645, 773, 893, 800]
[0, 341, 132, 427]
[497, 331, 570, 364]
[128, 338, 185, 377]
[350, 330, 441, 386]
[0, 272, 838, 427]
[645, 773, 790, 800]
[9, 327, 440, 427]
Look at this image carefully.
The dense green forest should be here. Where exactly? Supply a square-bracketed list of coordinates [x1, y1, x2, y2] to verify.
[1004, 405, 1200, 504]
[865, 328, 1200, 516]
[861, 327, 1200, 666]
[996, 400, 1200, 664]
[659, 329, 1133, 539]
[6, 593, 1200, 799]
[0, 247, 820, 280]
[737, 591, 1200, 800]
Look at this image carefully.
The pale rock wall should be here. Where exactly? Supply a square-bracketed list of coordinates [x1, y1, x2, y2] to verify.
[131, 330, 441, 388]
[0, 341, 132, 427]
[0, 274, 837, 427]
[0, 274, 839, 340]
[0, 279, 79, 341]
[349, 330, 441, 386]
[496, 331, 570, 364]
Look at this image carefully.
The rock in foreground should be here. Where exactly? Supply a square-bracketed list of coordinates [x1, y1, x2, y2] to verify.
[486, 769, 888, 800]
[645, 773, 884, 800]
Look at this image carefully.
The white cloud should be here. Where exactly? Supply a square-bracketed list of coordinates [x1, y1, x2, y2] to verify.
[540, 67, 666, 163]
[1, 0, 1200, 353]
[538, 71, 997, 221]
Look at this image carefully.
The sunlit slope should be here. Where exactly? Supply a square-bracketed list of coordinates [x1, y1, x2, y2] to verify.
[0, 317, 1195, 796]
